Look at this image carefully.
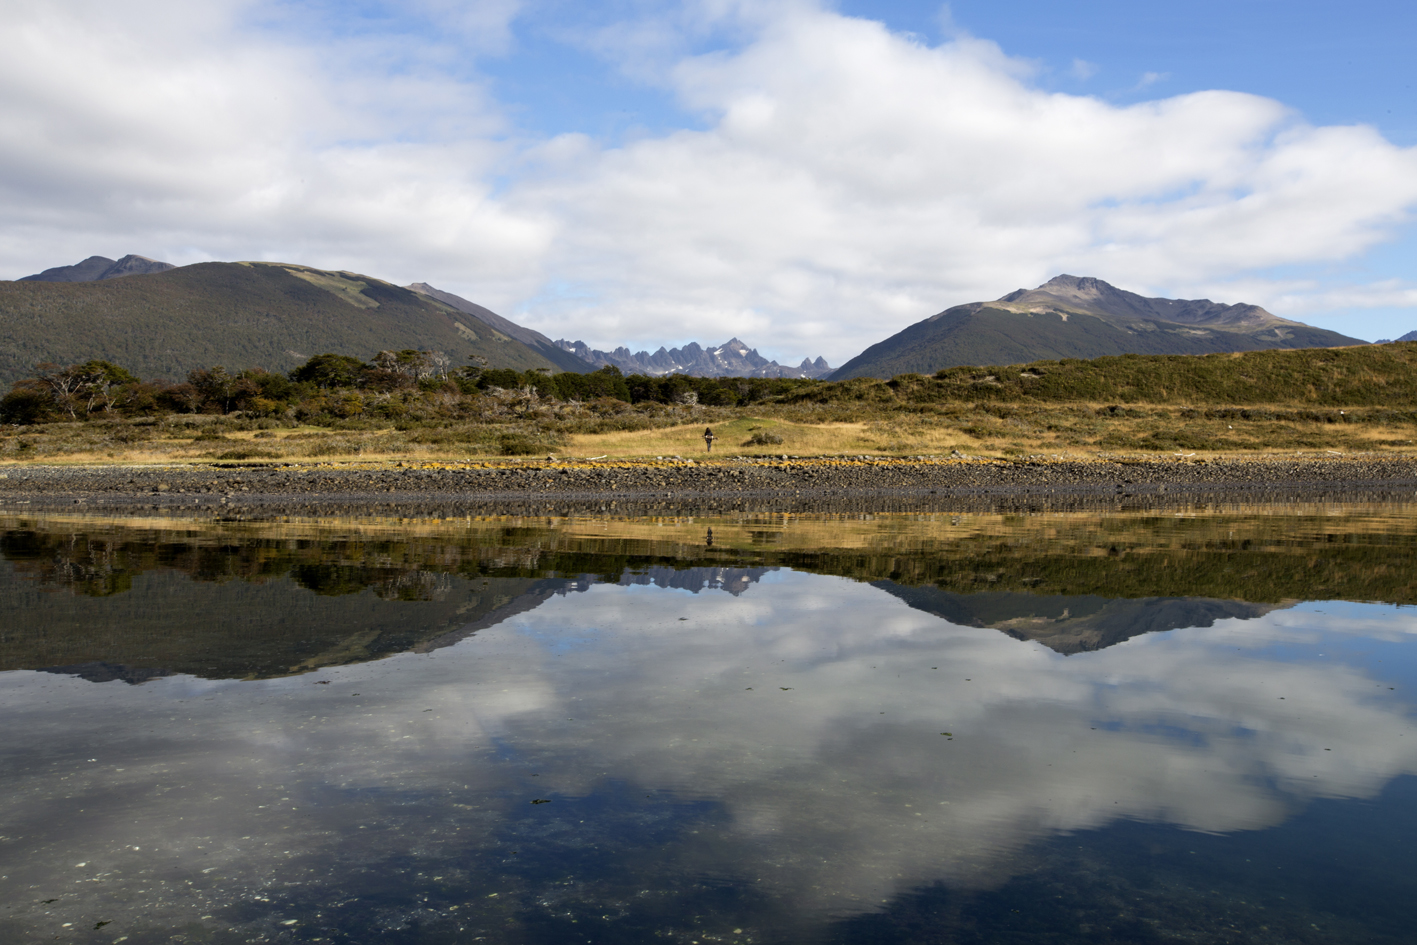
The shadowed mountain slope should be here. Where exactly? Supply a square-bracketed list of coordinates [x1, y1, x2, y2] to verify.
[831, 275, 1366, 380]
[0, 261, 578, 385]
[406, 282, 590, 373]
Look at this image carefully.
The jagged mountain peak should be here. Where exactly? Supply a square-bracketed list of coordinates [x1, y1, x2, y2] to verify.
[1020, 274, 1135, 306]
[1038, 273, 1112, 291]
[555, 337, 832, 378]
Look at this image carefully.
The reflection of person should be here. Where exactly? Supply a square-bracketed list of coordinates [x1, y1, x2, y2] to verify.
[703, 427, 716, 452]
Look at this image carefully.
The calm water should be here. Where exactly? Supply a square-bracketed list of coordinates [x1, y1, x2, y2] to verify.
[4, 508, 1417, 944]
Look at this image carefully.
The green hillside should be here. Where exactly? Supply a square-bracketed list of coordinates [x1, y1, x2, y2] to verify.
[832, 304, 1365, 380]
[789, 340, 1417, 407]
[406, 282, 591, 373]
[0, 262, 582, 385]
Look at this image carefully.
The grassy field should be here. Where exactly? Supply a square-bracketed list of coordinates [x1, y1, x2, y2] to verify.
[1, 399, 1412, 466]
[6, 342, 1417, 465]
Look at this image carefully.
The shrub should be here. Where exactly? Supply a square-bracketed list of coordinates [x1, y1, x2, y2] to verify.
[744, 431, 784, 446]
[291, 354, 370, 388]
[0, 388, 53, 424]
[499, 433, 544, 455]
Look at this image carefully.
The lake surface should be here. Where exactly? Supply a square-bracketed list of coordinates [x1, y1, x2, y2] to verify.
[4, 506, 1417, 944]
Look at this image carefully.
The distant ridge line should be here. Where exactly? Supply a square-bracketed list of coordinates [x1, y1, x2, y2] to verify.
[555, 337, 832, 378]
[19, 254, 175, 282]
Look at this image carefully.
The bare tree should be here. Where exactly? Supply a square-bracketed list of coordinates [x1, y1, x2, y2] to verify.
[33, 360, 136, 419]
[33, 363, 88, 419]
[373, 349, 437, 380]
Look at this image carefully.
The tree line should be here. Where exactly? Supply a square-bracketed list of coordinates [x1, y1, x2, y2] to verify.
[0, 350, 819, 424]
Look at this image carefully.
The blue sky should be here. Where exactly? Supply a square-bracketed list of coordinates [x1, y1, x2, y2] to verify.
[860, 2, 1417, 140]
[486, 2, 1417, 147]
[4, 0, 1416, 362]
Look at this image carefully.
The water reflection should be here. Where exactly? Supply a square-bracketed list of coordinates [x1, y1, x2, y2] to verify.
[2, 510, 1417, 943]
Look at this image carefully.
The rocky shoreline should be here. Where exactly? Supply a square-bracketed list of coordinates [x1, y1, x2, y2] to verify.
[2, 455, 1416, 519]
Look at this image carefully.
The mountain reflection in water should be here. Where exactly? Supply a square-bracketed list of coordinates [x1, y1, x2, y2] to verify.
[3, 508, 1417, 944]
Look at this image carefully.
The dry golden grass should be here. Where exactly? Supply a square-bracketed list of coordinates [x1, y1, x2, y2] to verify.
[565, 415, 985, 459]
[2, 400, 1415, 466]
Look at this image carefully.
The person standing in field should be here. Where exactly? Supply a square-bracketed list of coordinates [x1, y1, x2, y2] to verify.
[704, 427, 716, 452]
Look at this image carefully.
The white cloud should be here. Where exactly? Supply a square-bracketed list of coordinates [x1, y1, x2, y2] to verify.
[0, 0, 549, 299]
[2, 0, 1417, 362]
[1167, 275, 1417, 326]
[511, 4, 1417, 359]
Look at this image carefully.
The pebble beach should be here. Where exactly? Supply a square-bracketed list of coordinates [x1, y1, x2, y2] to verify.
[3, 454, 1416, 518]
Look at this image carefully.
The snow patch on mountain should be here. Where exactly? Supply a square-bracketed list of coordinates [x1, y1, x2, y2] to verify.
[556, 337, 832, 378]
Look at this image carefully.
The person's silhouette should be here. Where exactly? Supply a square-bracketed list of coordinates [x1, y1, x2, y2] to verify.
[703, 427, 716, 452]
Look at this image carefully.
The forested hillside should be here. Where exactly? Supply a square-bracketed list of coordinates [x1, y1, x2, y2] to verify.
[0, 262, 577, 385]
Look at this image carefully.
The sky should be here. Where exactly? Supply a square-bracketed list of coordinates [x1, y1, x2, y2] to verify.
[3, 0, 1416, 364]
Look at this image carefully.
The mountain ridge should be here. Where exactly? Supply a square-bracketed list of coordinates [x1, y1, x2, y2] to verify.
[20, 254, 176, 282]
[555, 337, 832, 378]
[997, 274, 1302, 331]
[830, 275, 1366, 380]
[405, 283, 590, 373]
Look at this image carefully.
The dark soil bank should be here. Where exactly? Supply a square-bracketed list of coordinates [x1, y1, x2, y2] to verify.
[3, 456, 1417, 518]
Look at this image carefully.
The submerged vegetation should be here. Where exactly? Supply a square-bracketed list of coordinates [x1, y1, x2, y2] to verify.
[3, 343, 1417, 462]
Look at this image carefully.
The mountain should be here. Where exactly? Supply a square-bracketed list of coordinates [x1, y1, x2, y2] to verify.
[0, 261, 585, 386]
[555, 337, 833, 378]
[20, 254, 176, 282]
[873, 582, 1283, 656]
[617, 566, 776, 596]
[830, 275, 1367, 380]
[405, 282, 589, 373]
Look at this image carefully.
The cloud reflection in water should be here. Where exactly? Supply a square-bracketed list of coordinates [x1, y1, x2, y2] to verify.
[2, 569, 1416, 938]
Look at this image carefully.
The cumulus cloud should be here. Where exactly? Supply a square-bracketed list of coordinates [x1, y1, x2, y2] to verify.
[0, 0, 549, 300]
[517, 4, 1417, 357]
[2, 0, 1416, 360]
[494, 579, 1417, 909]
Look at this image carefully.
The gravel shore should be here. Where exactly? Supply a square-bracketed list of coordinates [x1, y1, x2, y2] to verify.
[2, 455, 1416, 518]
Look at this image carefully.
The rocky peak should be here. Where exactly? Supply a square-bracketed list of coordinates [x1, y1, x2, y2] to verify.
[555, 337, 833, 378]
